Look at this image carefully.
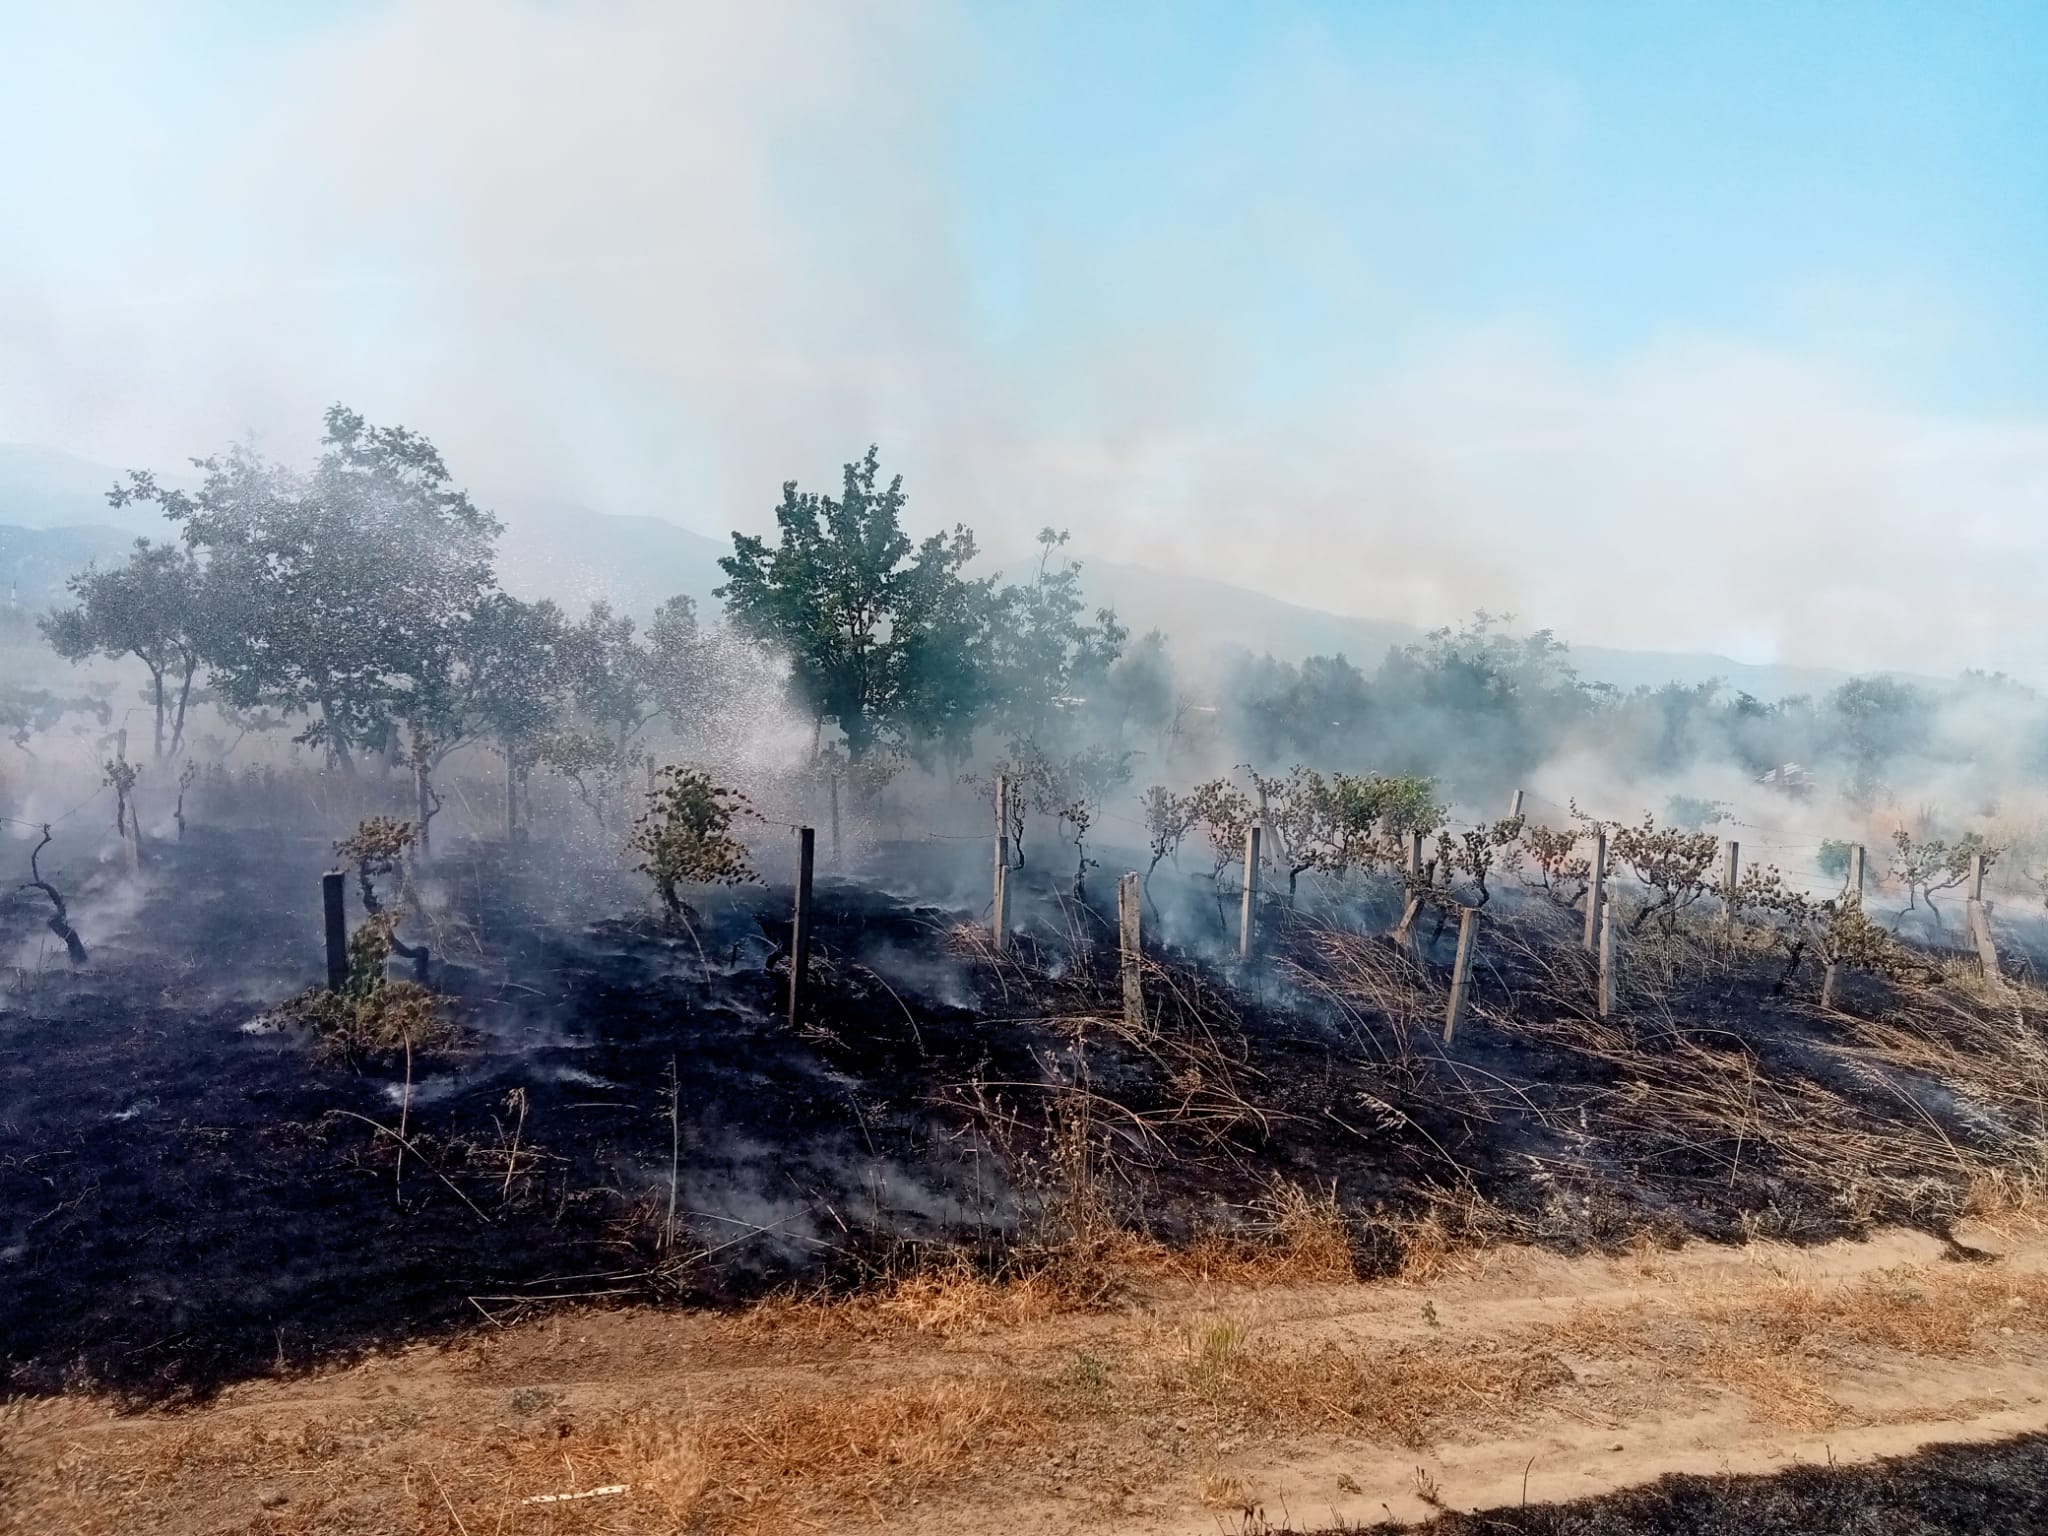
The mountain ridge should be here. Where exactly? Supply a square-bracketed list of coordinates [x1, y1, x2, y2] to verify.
[0, 444, 1898, 699]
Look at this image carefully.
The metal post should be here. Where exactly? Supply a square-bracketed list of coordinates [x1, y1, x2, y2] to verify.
[1239, 824, 1263, 961]
[1583, 828, 1607, 952]
[788, 826, 815, 1026]
[1597, 897, 1615, 1018]
[1444, 907, 1478, 1043]
[1118, 872, 1144, 1032]
[323, 871, 348, 992]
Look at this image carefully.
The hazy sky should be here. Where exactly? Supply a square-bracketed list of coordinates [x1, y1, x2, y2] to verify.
[4, 1, 2045, 676]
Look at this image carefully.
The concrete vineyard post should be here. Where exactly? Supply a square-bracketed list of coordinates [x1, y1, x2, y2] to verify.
[829, 776, 842, 865]
[1722, 839, 1740, 929]
[323, 871, 348, 992]
[1969, 852, 1985, 904]
[1118, 872, 1144, 1032]
[788, 826, 815, 1027]
[1443, 906, 1478, 1043]
[1969, 897, 2003, 994]
[1239, 824, 1263, 961]
[992, 774, 1010, 953]
[1507, 789, 1524, 818]
[1847, 843, 1865, 901]
[1583, 828, 1607, 952]
[995, 774, 1011, 868]
[1597, 897, 1615, 1018]
[1405, 831, 1423, 880]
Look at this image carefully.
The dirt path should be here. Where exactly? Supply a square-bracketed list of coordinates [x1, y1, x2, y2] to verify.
[9, 1221, 2048, 1535]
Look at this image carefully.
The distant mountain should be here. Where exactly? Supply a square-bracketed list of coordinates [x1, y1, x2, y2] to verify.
[1068, 557, 1860, 701]
[0, 442, 1891, 701]
[0, 522, 138, 612]
[0, 443, 166, 537]
[492, 496, 729, 616]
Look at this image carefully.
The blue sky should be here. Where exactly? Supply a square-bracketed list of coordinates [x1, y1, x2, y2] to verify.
[946, 0, 2048, 412]
[2, 1, 2045, 673]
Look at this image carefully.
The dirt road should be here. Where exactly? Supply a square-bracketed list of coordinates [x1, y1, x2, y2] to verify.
[9, 1220, 2048, 1534]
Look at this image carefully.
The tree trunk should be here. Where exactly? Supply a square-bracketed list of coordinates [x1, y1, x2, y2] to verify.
[151, 668, 166, 761]
[504, 743, 518, 842]
[168, 660, 195, 760]
[416, 760, 434, 859]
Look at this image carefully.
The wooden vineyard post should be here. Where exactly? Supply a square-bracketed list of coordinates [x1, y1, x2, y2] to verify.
[829, 776, 842, 865]
[1847, 843, 1865, 902]
[1238, 824, 1263, 961]
[1583, 828, 1607, 952]
[1969, 852, 1986, 904]
[323, 871, 348, 992]
[1821, 956, 1840, 1010]
[1384, 829, 1426, 952]
[1118, 872, 1144, 1032]
[991, 775, 1010, 953]
[1968, 897, 2004, 996]
[1722, 839, 1740, 931]
[1507, 788, 1524, 818]
[1596, 896, 1615, 1018]
[1443, 906, 1478, 1043]
[788, 826, 815, 1027]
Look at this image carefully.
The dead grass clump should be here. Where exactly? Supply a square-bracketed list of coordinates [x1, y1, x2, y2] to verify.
[1196, 1464, 1251, 1508]
[1151, 1315, 1572, 1447]
[730, 1256, 1081, 1345]
[1965, 1167, 2048, 1233]
[1254, 1179, 1356, 1281]
[706, 1375, 1043, 1506]
[1698, 1342, 1843, 1428]
[625, 1416, 713, 1524]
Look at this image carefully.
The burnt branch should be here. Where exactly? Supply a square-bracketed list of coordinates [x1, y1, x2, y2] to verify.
[20, 824, 87, 966]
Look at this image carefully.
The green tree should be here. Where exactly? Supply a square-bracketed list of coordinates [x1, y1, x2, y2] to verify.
[110, 405, 502, 770]
[718, 447, 994, 759]
[988, 528, 1127, 742]
[42, 539, 216, 761]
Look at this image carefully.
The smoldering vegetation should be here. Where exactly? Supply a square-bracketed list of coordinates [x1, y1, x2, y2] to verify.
[6, 412, 2048, 1405]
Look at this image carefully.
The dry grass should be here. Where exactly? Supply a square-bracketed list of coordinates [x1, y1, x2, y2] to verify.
[731, 1258, 1081, 1344]
[1196, 1464, 1251, 1508]
[22, 1237, 2048, 1535]
[729, 1180, 1359, 1351]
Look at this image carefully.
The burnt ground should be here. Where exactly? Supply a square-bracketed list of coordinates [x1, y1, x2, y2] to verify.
[4, 807, 2046, 1404]
[1351, 1432, 2048, 1535]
